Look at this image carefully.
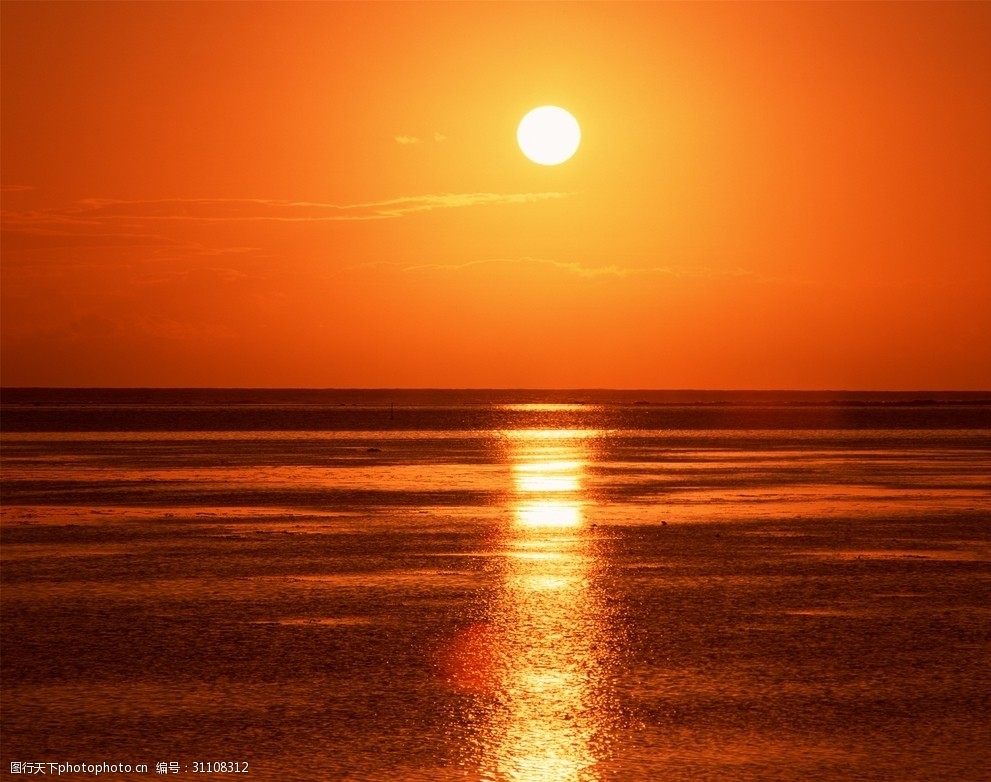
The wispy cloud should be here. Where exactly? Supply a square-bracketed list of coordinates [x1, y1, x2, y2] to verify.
[2, 192, 569, 228]
[404, 256, 756, 280]
[394, 132, 446, 145]
[0, 208, 260, 270]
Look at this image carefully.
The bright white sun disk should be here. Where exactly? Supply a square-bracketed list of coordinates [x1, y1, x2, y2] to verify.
[517, 106, 581, 165]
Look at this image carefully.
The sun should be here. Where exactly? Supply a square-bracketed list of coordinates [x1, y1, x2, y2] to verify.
[517, 106, 581, 166]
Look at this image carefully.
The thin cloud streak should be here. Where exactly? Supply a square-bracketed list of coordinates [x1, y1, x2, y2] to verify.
[0, 218, 260, 269]
[404, 256, 757, 280]
[394, 133, 446, 144]
[1, 192, 570, 228]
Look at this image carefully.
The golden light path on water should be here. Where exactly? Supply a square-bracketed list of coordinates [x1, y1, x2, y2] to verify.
[473, 428, 617, 781]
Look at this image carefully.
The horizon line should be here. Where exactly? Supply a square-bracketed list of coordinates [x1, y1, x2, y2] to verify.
[3, 386, 990, 394]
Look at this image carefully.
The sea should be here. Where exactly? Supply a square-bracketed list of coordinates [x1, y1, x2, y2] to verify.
[2, 389, 989, 781]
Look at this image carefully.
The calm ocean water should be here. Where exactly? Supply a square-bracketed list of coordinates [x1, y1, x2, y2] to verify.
[2, 390, 990, 781]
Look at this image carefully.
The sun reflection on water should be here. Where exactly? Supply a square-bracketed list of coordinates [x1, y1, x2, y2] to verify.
[469, 429, 616, 781]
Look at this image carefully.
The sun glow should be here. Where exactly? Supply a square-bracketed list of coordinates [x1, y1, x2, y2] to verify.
[517, 106, 581, 165]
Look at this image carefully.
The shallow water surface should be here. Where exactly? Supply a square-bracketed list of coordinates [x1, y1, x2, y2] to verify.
[2, 393, 990, 780]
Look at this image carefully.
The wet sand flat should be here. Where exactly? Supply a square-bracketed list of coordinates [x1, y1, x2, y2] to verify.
[2, 395, 990, 781]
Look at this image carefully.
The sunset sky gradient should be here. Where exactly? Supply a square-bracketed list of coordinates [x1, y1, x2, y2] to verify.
[3, 1, 989, 389]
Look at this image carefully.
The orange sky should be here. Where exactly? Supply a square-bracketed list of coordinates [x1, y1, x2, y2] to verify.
[3, 1, 990, 389]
